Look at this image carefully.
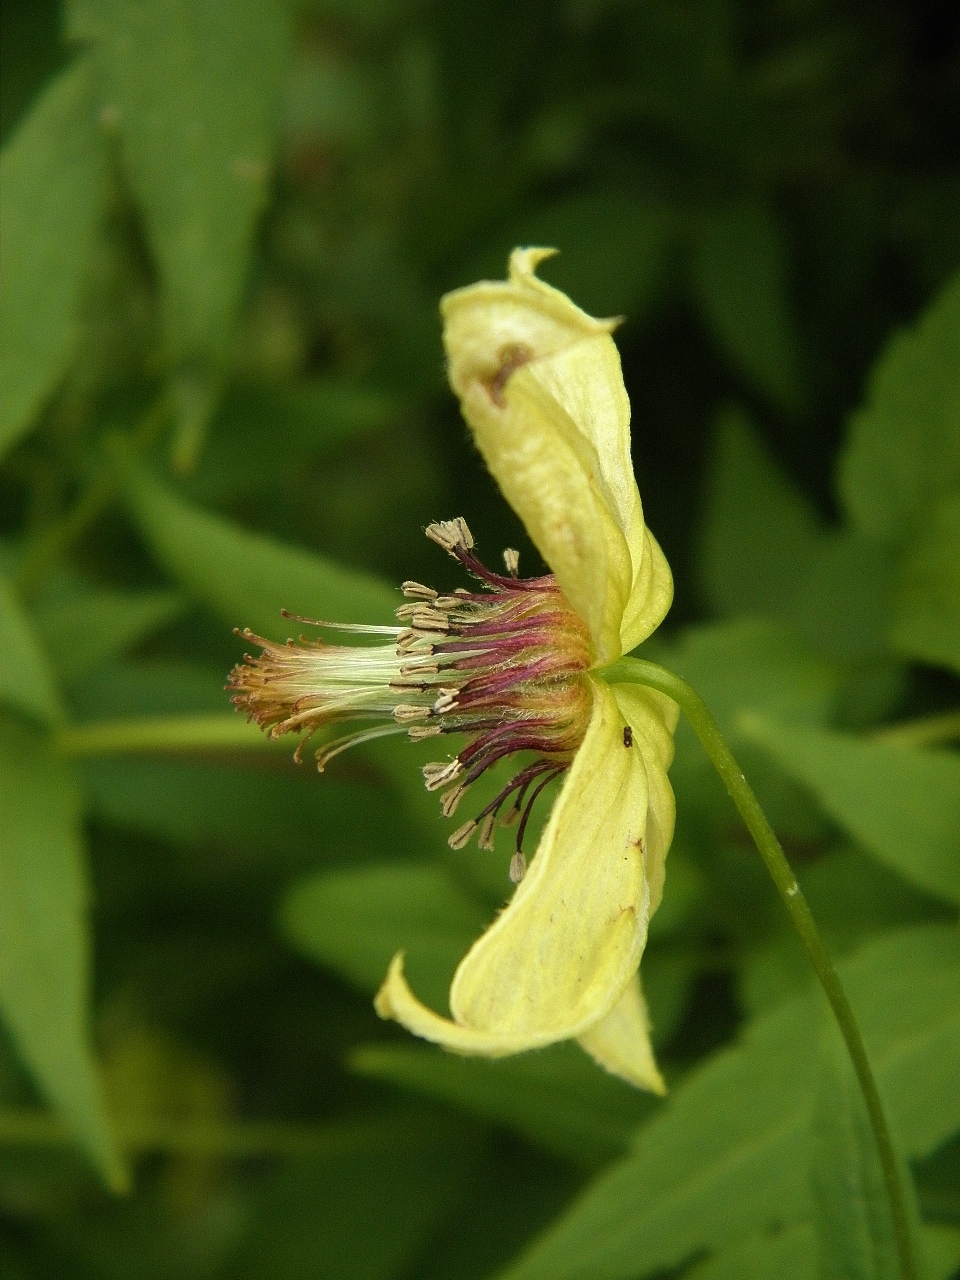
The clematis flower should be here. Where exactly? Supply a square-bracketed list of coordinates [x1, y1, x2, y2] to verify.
[230, 249, 677, 1090]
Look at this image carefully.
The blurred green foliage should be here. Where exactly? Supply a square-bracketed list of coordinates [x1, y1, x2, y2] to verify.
[1, 0, 959, 1276]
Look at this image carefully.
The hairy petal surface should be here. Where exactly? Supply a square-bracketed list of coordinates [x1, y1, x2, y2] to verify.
[577, 973, 666, 1093]
[375, 677, 652, 1052]
[442, 248, 672, 664]
[609, 681, 678, 916]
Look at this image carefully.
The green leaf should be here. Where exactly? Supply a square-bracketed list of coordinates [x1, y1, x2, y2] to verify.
[685, 1223, 814, 1280]
[691, 203, 804, 413]
[701, 407, 820, 621]
[741, 716, 960, 905]
[684, 1224, 960, 1280]
[701, 409, 897, 663]
[220, 1112, 477, 1280]
[893, 490, 960, 675]
[494, 925, 960, 1280]
[661, 619, 838, 836]
[282, 863, 487, 1014]
[120, 460, 398, 634]
[740, 848, 953, 1016]
[0, 56, 107, 459]
[351, 1041, 655, 1167]
[0, 571, 62, 725]
[810, 1027, 920, 1280]
[187, 380, 400, 502]
[81, 760, 422, 886]
[0, 717, 124, 1189]
[839, 272, 960, 548]
[31, 585, 183, 683]
[81, 0, 290, 363]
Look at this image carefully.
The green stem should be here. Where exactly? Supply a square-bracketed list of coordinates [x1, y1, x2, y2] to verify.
[607, 656, 922, 1280]
[54, 713, 283, 758]
[0, 1107, 416, 1159]
[870, 708, 960, 750]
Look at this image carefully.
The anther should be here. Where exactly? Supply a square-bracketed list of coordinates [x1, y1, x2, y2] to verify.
[448, 820, 477, 850]
[500, 804, 520, 828]
[477, 813, 497, 851]
[392, 704, 431, 723]
[411, 607, 450, 632]
[423, 759, 463, 791]
[503, 548, 520, 577]
[433, 688, 459, 714]
[425, 518, 474, 555]
[509, 851, 527, 883]
[440, 783, 466, 817]
[407, 724, 442, 741]
[402, 581, 438, 600]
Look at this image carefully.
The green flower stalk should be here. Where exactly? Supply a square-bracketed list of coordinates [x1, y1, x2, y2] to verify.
[229, 254, 924, 1280]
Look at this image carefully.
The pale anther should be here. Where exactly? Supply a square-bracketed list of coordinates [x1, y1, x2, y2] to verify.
[440, 783, 466, 818]
[401, 581, 438, 600]
[477, 813, 497, 851]
[508, 851, 527, 883]
[392, 704, 431, 723]
[407, 724, 442, 741]
[448, 820, 477, 850]
[502, 548, 520, 577]
[423, 759, 463, 791]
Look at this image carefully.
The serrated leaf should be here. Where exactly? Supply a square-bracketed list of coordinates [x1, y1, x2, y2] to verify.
[0, 56, 107, 458]
[0, 717, 124, 1189]
[82, 0, 290, 363]
[0, 571, 62, 725]
[494, 926, 960, 1280]
[282, 863, 487, 1014]
[893, 490, 960, 675]
[351, 1041, 654, 1167]
[839, 272, 960, 548]
[685, 1223, 960, 1280]
[741, 716, 960, 905]
[691, 203, 804, 413]
[120, 460, 398, 635]
[810, 1027, 920, 1280]
[31, 586, 183, 683]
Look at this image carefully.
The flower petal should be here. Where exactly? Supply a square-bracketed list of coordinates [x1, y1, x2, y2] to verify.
[577, 973, 666, 1093]
[442, 248, 672, 663]
[609, 681, 678, 915]
[375, 677, 653, 1052]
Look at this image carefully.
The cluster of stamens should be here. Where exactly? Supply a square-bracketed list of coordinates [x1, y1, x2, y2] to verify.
[229, 519, 592, 881]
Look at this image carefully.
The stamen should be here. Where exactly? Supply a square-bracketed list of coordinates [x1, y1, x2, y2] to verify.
[502, 548, 520, 577]
[422, 759, 463, 791]
[407, 724, 442, 741]
[392, 704, 431, 723]
[509, 851, 527, 883]
[448, 820, 477, 850]
[402, 581, 438, 600]
[315, 724, 406, 771]
[425, 518, 474, 555]
[440, 783, 467, 818]
[477, 813, 497, 851]
[433, 689, 458, 714]
[280, 610, 402, 637]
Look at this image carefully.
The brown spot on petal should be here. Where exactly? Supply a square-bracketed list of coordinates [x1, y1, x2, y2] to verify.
[483, 343, 533, 407]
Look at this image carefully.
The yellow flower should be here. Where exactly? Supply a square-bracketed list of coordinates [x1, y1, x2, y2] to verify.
[230, 249, 677, 1090]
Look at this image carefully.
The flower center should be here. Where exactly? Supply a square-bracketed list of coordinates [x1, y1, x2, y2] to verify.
[229, 519, 592, 878]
